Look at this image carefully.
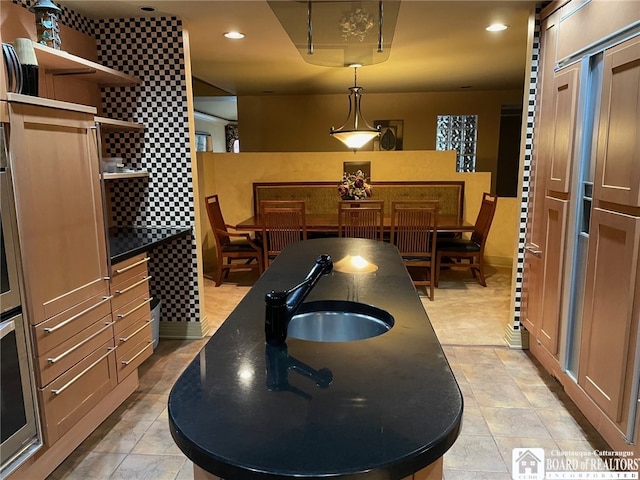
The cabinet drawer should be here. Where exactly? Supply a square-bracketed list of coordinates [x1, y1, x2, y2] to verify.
[38, 341, 117, 446]
[112, 293, 152, 338]
[111, 273, 151, 312]
[117, 320, 152, 359]
[111, 254, 149, 287]
[35, 318, 115, 387]
[116, 335, 153, 383]
[32, 292, 113, 356]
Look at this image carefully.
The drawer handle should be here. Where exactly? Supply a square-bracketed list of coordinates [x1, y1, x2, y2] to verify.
[51, 347, 114, 395]
[121, 341, 153, 365]
[114, 257, 149, 274]
[119, 320, 151, 343]
[117, 297, 153, 319]
[115, 275, 152, 295]
[44, 296, 113, 333]
[48, 322, 114, 363]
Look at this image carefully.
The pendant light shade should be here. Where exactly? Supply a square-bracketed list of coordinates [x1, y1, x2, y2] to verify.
[330, 67, 380, 151]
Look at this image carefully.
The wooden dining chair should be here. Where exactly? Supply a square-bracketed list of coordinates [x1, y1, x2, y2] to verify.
[391, 201, 439, 300]
[436, 192, 498, 287]
[205, 194, 264, 287]
[338, 200, 385, 241]
[260, 200, 307, 267]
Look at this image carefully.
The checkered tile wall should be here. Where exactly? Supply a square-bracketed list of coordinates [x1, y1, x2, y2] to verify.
[512, 7, 542, 333]
[14, 1, 200, 324]
[95, 17, 199, 324]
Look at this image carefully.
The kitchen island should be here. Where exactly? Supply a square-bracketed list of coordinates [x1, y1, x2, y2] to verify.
[169, 238, 462, 480]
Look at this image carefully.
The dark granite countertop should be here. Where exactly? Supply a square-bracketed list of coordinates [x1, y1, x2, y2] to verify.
[168, 238, 462, 480]
[108, 226, 192, 263]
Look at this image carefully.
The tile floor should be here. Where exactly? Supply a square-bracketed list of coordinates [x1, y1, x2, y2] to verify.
[47, 265, 611, 480]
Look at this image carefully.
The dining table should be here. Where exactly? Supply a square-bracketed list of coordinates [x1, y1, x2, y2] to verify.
[235, 213, 475, 234]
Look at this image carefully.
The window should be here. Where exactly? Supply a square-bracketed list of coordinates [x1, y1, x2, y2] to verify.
[436, 115, 478, 172]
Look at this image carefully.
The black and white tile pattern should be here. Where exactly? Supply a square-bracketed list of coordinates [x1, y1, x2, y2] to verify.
[511, 6, 543, 334]
[95, 16, 198, 324]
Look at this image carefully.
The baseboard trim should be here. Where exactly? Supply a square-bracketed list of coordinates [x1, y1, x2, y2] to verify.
[504, 322, 529, 349]
[159, 315, 209, 339]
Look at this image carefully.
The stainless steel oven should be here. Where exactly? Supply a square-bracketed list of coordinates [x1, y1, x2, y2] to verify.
[0, 121, 41, 477]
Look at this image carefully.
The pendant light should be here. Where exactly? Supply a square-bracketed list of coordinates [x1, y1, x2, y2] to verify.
[330, 66, 380, 151]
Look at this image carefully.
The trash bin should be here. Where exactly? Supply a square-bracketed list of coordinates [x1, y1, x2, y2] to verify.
[150, 297, 161, 350]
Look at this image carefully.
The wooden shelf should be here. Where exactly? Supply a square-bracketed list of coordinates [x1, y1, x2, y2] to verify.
[102, 171, 150, 180]
[6, 93, 97, 114]
[33, 43, 141, 86]
[95, 117, 145, 132]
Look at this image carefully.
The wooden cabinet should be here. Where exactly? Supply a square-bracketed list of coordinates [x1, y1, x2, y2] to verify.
[111, 254, 154, 383]
[9, 102, 110, 324]
[2, 22, 155, 480]
[547, 64, 580, 194]
[594, 36, 640, 207]
[539, 196, 569, 355]
[8, 100, 118, 446]
[522, 0, 639, 457]
[578, 208, 640, 426]
[37, 343, 118, 445]
[521, 13, 558, 341]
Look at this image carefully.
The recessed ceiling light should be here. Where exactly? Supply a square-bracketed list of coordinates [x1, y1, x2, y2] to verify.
[224, 31, 245, 39]
[486, 23, 508, 32]
[139, 6, 156, 12]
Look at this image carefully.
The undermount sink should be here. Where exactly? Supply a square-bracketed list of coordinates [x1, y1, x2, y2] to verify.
[288, 300, 394, 342]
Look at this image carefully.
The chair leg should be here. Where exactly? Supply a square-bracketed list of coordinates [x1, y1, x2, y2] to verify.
[429, 266, 435, 301]
[476, 257, 487, 287]
[435, 253, 441, 287]
[215, 262, 224, 287]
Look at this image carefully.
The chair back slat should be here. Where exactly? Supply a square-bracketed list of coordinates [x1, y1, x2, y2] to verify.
[435, 192, 497, 288]
[338, 201, 384, 241]
[390, 200, 439, 299]
[205, 194, 230, 246]
[204, 194, 263, 286]
[471, 193, 498, 246]
[260, 200, 307, 265]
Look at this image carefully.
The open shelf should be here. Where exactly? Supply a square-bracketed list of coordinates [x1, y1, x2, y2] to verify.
[102, 171, 150, 180]
[6, 93, 96, 114]
[95, 116, 145, 132]
[33, 43, 141, 86]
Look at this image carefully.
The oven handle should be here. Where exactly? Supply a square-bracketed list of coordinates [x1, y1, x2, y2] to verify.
[0, 318, 16, 339]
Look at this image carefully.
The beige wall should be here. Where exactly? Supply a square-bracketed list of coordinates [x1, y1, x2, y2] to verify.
[197, 150, 519, 275]
[237, 89, 523, 193]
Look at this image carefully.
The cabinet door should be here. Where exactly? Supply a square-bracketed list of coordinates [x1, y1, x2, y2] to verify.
[594, 35, 640, 207]
[9, 103, 109, 325]
[548, 64, 580, 194]
[578, 208, 640, 424]
[539, 196, 569, 355]
[527, 11, 559, 251]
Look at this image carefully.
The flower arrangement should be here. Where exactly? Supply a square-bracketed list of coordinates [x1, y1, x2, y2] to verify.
[338, 170, 372, 200]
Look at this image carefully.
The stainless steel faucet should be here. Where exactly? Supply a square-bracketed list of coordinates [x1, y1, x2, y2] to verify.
[264, 254, 333, 345]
